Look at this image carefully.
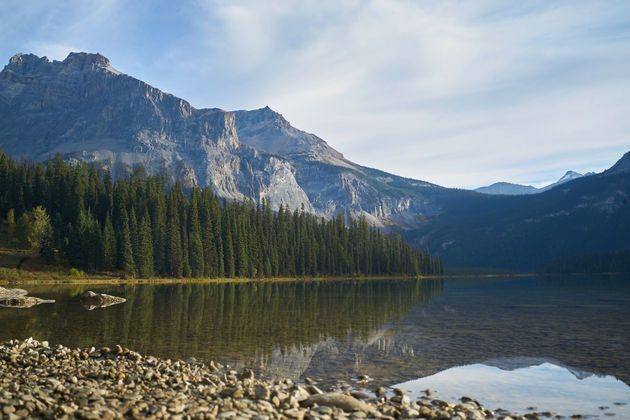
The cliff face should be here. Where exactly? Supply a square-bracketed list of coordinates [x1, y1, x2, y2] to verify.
[0, 52, 313, 212]
[233, 107, 443, 225]
[0, 52, 440, 224]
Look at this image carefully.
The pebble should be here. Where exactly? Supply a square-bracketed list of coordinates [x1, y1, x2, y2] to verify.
[0, 337, 578, 420]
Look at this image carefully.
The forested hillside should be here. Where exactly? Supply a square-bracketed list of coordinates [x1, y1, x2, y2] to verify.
[0, 150, 442, 278]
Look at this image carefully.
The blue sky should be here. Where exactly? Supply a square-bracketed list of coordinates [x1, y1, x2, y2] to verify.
[2, 0, 629, 188]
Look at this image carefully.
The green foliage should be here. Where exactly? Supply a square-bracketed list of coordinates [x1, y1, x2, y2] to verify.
[13, 205, 51, 254]
[119, 209, 135, 278]
[0, 150, 443, 278]
[68, 267, 85, 277]
[136, 212, 154, 278]
[6, 208, 15, 244]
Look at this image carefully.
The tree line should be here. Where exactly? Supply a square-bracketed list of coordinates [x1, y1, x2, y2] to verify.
[539, 249, 630, 274]
[0, 150, 443, 278]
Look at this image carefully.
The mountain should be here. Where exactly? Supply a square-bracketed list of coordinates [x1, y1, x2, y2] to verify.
[475, 170, 593, 195]
[605, 151, 630, 175]
[0, 52, 447, 227]
[475, 182, 538, 195]
[410, 161, 630, 270]
[1, 52, 629, 271]
[0, 52, 316, 213]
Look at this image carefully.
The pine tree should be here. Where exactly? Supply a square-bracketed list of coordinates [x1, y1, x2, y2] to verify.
[165, 193, 182, 277]
[136, 211, 154, 278]
[6, 208, 15, 245]
[119, 209, 135, 278]
[188, 196, 204, 277]
[102, 212, 117, 270]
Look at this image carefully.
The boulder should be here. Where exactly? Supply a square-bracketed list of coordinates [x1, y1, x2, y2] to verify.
[301, 393, 374, 414]
[80, 291, 126, 310]
[0, 296, 55, 308]
[0, 286, 28, 298]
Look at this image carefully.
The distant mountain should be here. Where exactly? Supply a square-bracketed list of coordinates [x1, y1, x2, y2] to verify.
[475, 182, 538, 195]
[1, 52, 629, 271]
[411, 157, 630, 270]
[475, 170, 594, 195]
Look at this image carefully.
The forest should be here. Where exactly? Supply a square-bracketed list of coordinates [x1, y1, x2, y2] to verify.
[0, 150, 443, 278]
[539, 249, 630, 274]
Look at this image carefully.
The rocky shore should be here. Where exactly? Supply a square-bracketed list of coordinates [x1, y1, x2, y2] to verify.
[1, 338, 552, 420]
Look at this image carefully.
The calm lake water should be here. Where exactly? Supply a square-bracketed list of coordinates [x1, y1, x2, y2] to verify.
[1, 276, 630, 417]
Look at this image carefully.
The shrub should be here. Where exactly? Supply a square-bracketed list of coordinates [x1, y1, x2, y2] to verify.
[67, 267, 85, 278]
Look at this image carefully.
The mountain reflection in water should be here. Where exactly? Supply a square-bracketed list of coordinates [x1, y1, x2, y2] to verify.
[395, 359, 630, 418]
[1, 275, 629, 394]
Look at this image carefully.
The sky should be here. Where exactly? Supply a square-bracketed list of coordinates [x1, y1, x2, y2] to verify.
[2, 0, 629, 189]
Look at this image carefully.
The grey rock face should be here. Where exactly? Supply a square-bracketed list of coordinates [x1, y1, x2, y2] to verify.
[0, 52, 451, 226]
[234, 108, 443, 226]
[0, 52, 312, 213]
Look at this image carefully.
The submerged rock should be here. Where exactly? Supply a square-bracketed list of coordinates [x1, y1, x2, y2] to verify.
[80, 291, 126, 310]
[0, 296, 55, 308]
[0, 286, 28, 298]
[302, 392, 375, 414]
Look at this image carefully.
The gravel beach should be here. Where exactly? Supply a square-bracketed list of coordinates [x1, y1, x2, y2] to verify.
[1, 338, 557, 420]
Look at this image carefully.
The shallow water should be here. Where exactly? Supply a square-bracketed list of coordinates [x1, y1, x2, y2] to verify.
[396, 361, 630, 418]
[1, 275, 629, 417]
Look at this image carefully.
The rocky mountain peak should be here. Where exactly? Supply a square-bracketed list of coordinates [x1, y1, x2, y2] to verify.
[233, 106, 347, 166]
[4, 52, 118, 77]
[5, 53, 52, 74]
[61, 52, 111, 71]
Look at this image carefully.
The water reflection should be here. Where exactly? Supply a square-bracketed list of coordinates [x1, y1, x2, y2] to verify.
[1, 275, 629, 397]
[395, 359, 630, 418]
[0, 278, 443, 370]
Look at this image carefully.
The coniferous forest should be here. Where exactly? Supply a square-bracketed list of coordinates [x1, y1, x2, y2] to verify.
[0, 150, 443, 278]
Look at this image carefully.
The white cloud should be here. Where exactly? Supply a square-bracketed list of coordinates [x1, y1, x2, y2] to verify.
[187, 0, 630, 188]
[3, 0, 629, 188]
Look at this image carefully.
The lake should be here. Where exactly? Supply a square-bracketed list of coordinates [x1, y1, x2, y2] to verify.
[1, 275, 629, 417]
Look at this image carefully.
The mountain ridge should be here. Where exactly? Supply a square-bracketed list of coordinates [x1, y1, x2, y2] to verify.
[474, 170, 594, 196]
[1, 52, 629, 270]
[0, 52, 446, 227]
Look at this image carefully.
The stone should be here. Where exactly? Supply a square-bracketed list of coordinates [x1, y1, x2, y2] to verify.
[80, 291, 126, 310]
[0, 286, 28, 298]
[0, 296, 55, 308]
[307, 385, 324, 395]
[302, 393, 373, 414]
[291, 386, 311, 402]
[284, 408, 305, 419]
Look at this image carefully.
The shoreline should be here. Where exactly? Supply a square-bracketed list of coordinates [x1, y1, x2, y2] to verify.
[2, 338, 546, 420]
[1, 269, 536, 287]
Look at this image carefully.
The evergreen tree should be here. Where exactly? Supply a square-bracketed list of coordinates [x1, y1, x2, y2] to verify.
[188, 196, 204, 277]
[102, 212, 117, 270]
[0, 150, 442, 278]
[136, 211, 154, 278]
[165, 193, 182, 277]
[119, 209, 135, 278]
